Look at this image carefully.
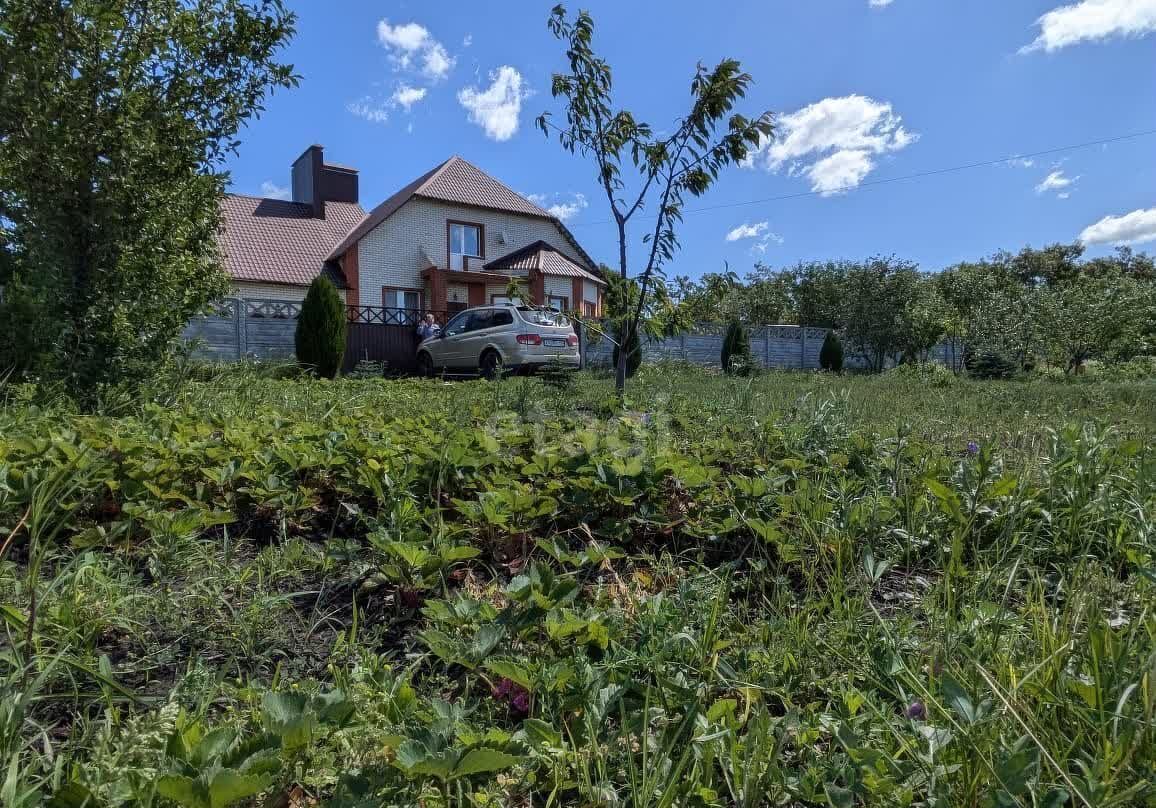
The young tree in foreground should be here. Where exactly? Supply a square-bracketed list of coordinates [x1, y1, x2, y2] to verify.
[296, 277, 347, 379]
[0, 0, 297, 401]
[538, 5, 773, 394]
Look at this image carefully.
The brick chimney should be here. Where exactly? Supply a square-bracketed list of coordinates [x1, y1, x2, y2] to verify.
[291, 145, 359, 218]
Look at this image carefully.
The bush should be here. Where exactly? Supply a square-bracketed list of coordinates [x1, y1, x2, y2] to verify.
[888, 361, 957, 388]
[612, 326, 643, 379]
[819, 330, 844, 372]
[721, 319, 753, 375]
[295, 277, 347, 378]
[967, 349, 1018, 380]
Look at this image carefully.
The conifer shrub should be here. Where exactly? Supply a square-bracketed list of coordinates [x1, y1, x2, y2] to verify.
[295, 276, 347, 379]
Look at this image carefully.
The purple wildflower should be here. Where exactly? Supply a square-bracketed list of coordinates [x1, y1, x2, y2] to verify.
[905, 700, 926, 721]
[966, 440, 980, 456]
[510, 691, 530, 715]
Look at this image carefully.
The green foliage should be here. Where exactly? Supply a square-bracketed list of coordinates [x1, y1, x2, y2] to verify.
[611, 326, 642, 379]
[295, 276, 347, 378]
[0, 0, 297, 402]
[721, 319, 753, 375]
[818, 330, 844, 372]
[1, 369, 1155, 806]
[539, 6, 771, 392]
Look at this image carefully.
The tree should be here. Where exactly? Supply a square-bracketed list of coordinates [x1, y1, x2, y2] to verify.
[789, 261, 849, 328]
[721, 319, 752, 375]
[1036, 271, 1149, 373]
[895, 276, 949, 363]
[0, 0, 297, 400]
[295, 277, 347, 378]
[841, 257, 922, 372]
[818, 331, 844, 372]
[538, 6, 772, 395]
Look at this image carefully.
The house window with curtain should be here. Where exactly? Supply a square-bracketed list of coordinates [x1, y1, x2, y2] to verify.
[547, 294, 569, 312]
[383, 287, 422, 324]
[448, 221, 482, 270]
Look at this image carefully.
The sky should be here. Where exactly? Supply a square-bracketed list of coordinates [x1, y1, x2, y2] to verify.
[225, 0, 1156, 281]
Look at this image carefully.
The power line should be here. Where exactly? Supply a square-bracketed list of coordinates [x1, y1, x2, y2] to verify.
[561, 128, 1156, 228]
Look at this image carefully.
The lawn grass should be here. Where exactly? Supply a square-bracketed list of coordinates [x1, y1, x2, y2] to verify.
[1, 364, 1153, 807]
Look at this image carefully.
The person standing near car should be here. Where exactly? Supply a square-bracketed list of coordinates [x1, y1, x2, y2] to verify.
[416, 313, 440, 341]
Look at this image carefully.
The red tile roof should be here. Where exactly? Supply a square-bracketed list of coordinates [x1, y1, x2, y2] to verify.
[485, 240, 606, 285]
[220, 195, 365, 287]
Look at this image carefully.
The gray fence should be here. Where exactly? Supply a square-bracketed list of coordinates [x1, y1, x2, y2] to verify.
[187, 299, 963, 372]
[581, 322, 963, 371]
[183, 298, 300, 361]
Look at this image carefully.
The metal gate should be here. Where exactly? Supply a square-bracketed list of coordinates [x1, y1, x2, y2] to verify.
[343, 307, 450, 374]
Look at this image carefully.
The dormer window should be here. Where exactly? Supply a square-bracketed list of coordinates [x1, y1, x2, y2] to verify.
[448, 221, 483, 270]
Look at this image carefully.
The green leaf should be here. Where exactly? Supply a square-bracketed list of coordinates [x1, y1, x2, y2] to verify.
[192, 727, 237, 767]
[484, 659, 534, 690]
[520, 718, 562, 749]
[452, 748, 524, 779]
[156, 775, 208, 808]
[46, 782, 101, 808]
[941, 674, 985, 725]
[824, 782, 854, 808]
[207, 770, 271, 808]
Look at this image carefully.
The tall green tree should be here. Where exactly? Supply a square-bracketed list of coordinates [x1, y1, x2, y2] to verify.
[538, 5, 772, 395]
[0, 0, 297, 399]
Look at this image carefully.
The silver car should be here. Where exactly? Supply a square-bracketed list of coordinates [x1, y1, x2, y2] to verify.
[417, 305, 580, 378]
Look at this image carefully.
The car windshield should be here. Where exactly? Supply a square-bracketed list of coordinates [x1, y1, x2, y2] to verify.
[518, 306, 567, 327]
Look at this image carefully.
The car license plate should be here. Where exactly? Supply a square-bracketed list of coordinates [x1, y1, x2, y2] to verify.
[543, 338, 567, 347]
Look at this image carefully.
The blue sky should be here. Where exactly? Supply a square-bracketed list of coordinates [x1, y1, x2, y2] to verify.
[225, 0, 1156, 280]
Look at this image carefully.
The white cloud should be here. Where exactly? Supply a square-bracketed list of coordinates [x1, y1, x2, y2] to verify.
[1079, 206, 1156, 245]
[347, 98, 389, 124]
[526, 192, 588, 220]
[725, 221, 770, 241]
[751, 232, 785, 254]
[457, 66, 528, 142]
[392, 84, 427, 110]
[1022, 0, 1156, 53]
[744, 95, 917, 195]
[1007, 157, 1035, 168]
[806, 149, 876, 195]
[376, 19, 455, 80]
[549, 194, 588, 221]
[422, 43, 454, 81]
[1035, 169, 1078, 195]
[260, 181, 290, 200]
[463, 34, 473, 47]
[869, 0, 895, 7]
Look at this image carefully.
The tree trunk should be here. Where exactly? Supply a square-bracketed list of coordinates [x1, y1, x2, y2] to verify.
[615, 217, 629, 395]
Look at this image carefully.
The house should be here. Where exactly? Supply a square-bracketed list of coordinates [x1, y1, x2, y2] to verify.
[220, 145, 605, 317]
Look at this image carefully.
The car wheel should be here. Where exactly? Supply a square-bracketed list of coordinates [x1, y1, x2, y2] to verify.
[480, 350, 503, 380]
[417, 352, 434, 378]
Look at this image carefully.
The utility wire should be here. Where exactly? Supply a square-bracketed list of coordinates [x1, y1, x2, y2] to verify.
[561, 128, 1156, 228]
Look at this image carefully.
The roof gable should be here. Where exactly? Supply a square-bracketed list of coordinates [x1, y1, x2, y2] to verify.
[485, 240, 605, 285]
[325, 157, 598, 270]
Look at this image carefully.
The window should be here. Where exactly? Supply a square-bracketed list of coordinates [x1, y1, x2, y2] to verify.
[547, 295, 569, 312]
[383, 287, 422, 325]
[491, 310, 513, 327]
[583, 301, 597, 318]
[448, 221, 483, 270]
[443, 311, 472, 337]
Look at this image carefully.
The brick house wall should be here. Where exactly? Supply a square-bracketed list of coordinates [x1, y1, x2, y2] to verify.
[233, 281, 309, 302]
[356, 197, 591, 309]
